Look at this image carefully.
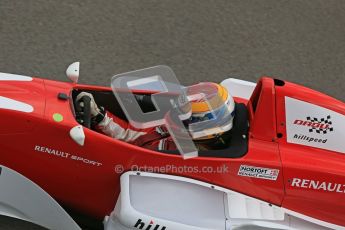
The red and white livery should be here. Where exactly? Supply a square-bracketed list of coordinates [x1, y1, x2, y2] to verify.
[0, 63, 344, 230]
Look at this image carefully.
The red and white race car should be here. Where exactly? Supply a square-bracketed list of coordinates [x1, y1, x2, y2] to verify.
[0, 63, 344, 230]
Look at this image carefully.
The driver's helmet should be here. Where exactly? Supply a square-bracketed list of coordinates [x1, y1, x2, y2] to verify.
[186, 82, 235, 140]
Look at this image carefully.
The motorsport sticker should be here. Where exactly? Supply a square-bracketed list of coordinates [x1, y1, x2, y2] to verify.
[238, 165, 279, 181]
[293, 115, 334, 134]
[53, 113, 64, 122]
[290, 178, 345, 194]
[34, 145, 102, 167]
[290, 115, 333, 144]
[285, 97, 345, 154]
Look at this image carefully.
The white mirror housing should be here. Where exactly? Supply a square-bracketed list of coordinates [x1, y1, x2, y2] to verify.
[66, 62, 80, 83]
[70, 125, 85, 146]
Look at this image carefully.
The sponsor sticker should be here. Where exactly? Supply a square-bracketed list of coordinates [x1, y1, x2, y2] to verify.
[285, 97, 345, 154]
[53, 113, 64, 122]
[238, 165, 279, 181]
[290, 178, 345, 194]
[293, 115, 334, 134]
[134, 219, 167, 230]
[34, 145, 102, 167]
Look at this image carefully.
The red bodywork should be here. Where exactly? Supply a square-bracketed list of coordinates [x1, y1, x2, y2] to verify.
[0, 77, 344, 226]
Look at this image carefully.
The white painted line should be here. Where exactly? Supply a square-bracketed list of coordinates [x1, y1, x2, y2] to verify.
[0, 73, 32, 81]
[0, 96, 34, 112]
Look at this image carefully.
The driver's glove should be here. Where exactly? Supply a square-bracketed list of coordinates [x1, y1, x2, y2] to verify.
[76, 92, 106, 125]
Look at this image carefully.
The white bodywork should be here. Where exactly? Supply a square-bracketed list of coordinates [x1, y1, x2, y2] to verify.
[70, 125, 86, 146]
[0, 72, 32, 81]
[0, 73, 34, 113]
[104, 171, 344, 230]
[66, 62, 80, 83]
[0, 165, 81, 230]
[220, 78, 256, 100]
[0, 96, 34, 113]
[285, 96, 345, 154]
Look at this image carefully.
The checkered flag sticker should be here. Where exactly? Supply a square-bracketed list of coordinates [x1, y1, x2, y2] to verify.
[306, 115, 334, 134]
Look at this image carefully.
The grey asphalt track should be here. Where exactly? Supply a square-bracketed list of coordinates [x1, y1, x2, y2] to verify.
[0, 0, 345, 229]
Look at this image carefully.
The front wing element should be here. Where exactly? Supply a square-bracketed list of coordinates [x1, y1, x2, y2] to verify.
[0, 165, 81, 230]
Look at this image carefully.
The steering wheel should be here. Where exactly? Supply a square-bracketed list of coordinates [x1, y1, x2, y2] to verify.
[76, 95, 92, 129]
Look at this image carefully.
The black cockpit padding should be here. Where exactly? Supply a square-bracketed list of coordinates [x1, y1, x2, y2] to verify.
[73, 90, 160, 120]
[72, 90, 249, 158]
[162, 103, 249, 158]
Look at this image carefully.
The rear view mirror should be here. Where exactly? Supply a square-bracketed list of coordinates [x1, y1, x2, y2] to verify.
[70, 125, 85, 146]
[66, 62, 80, 83]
